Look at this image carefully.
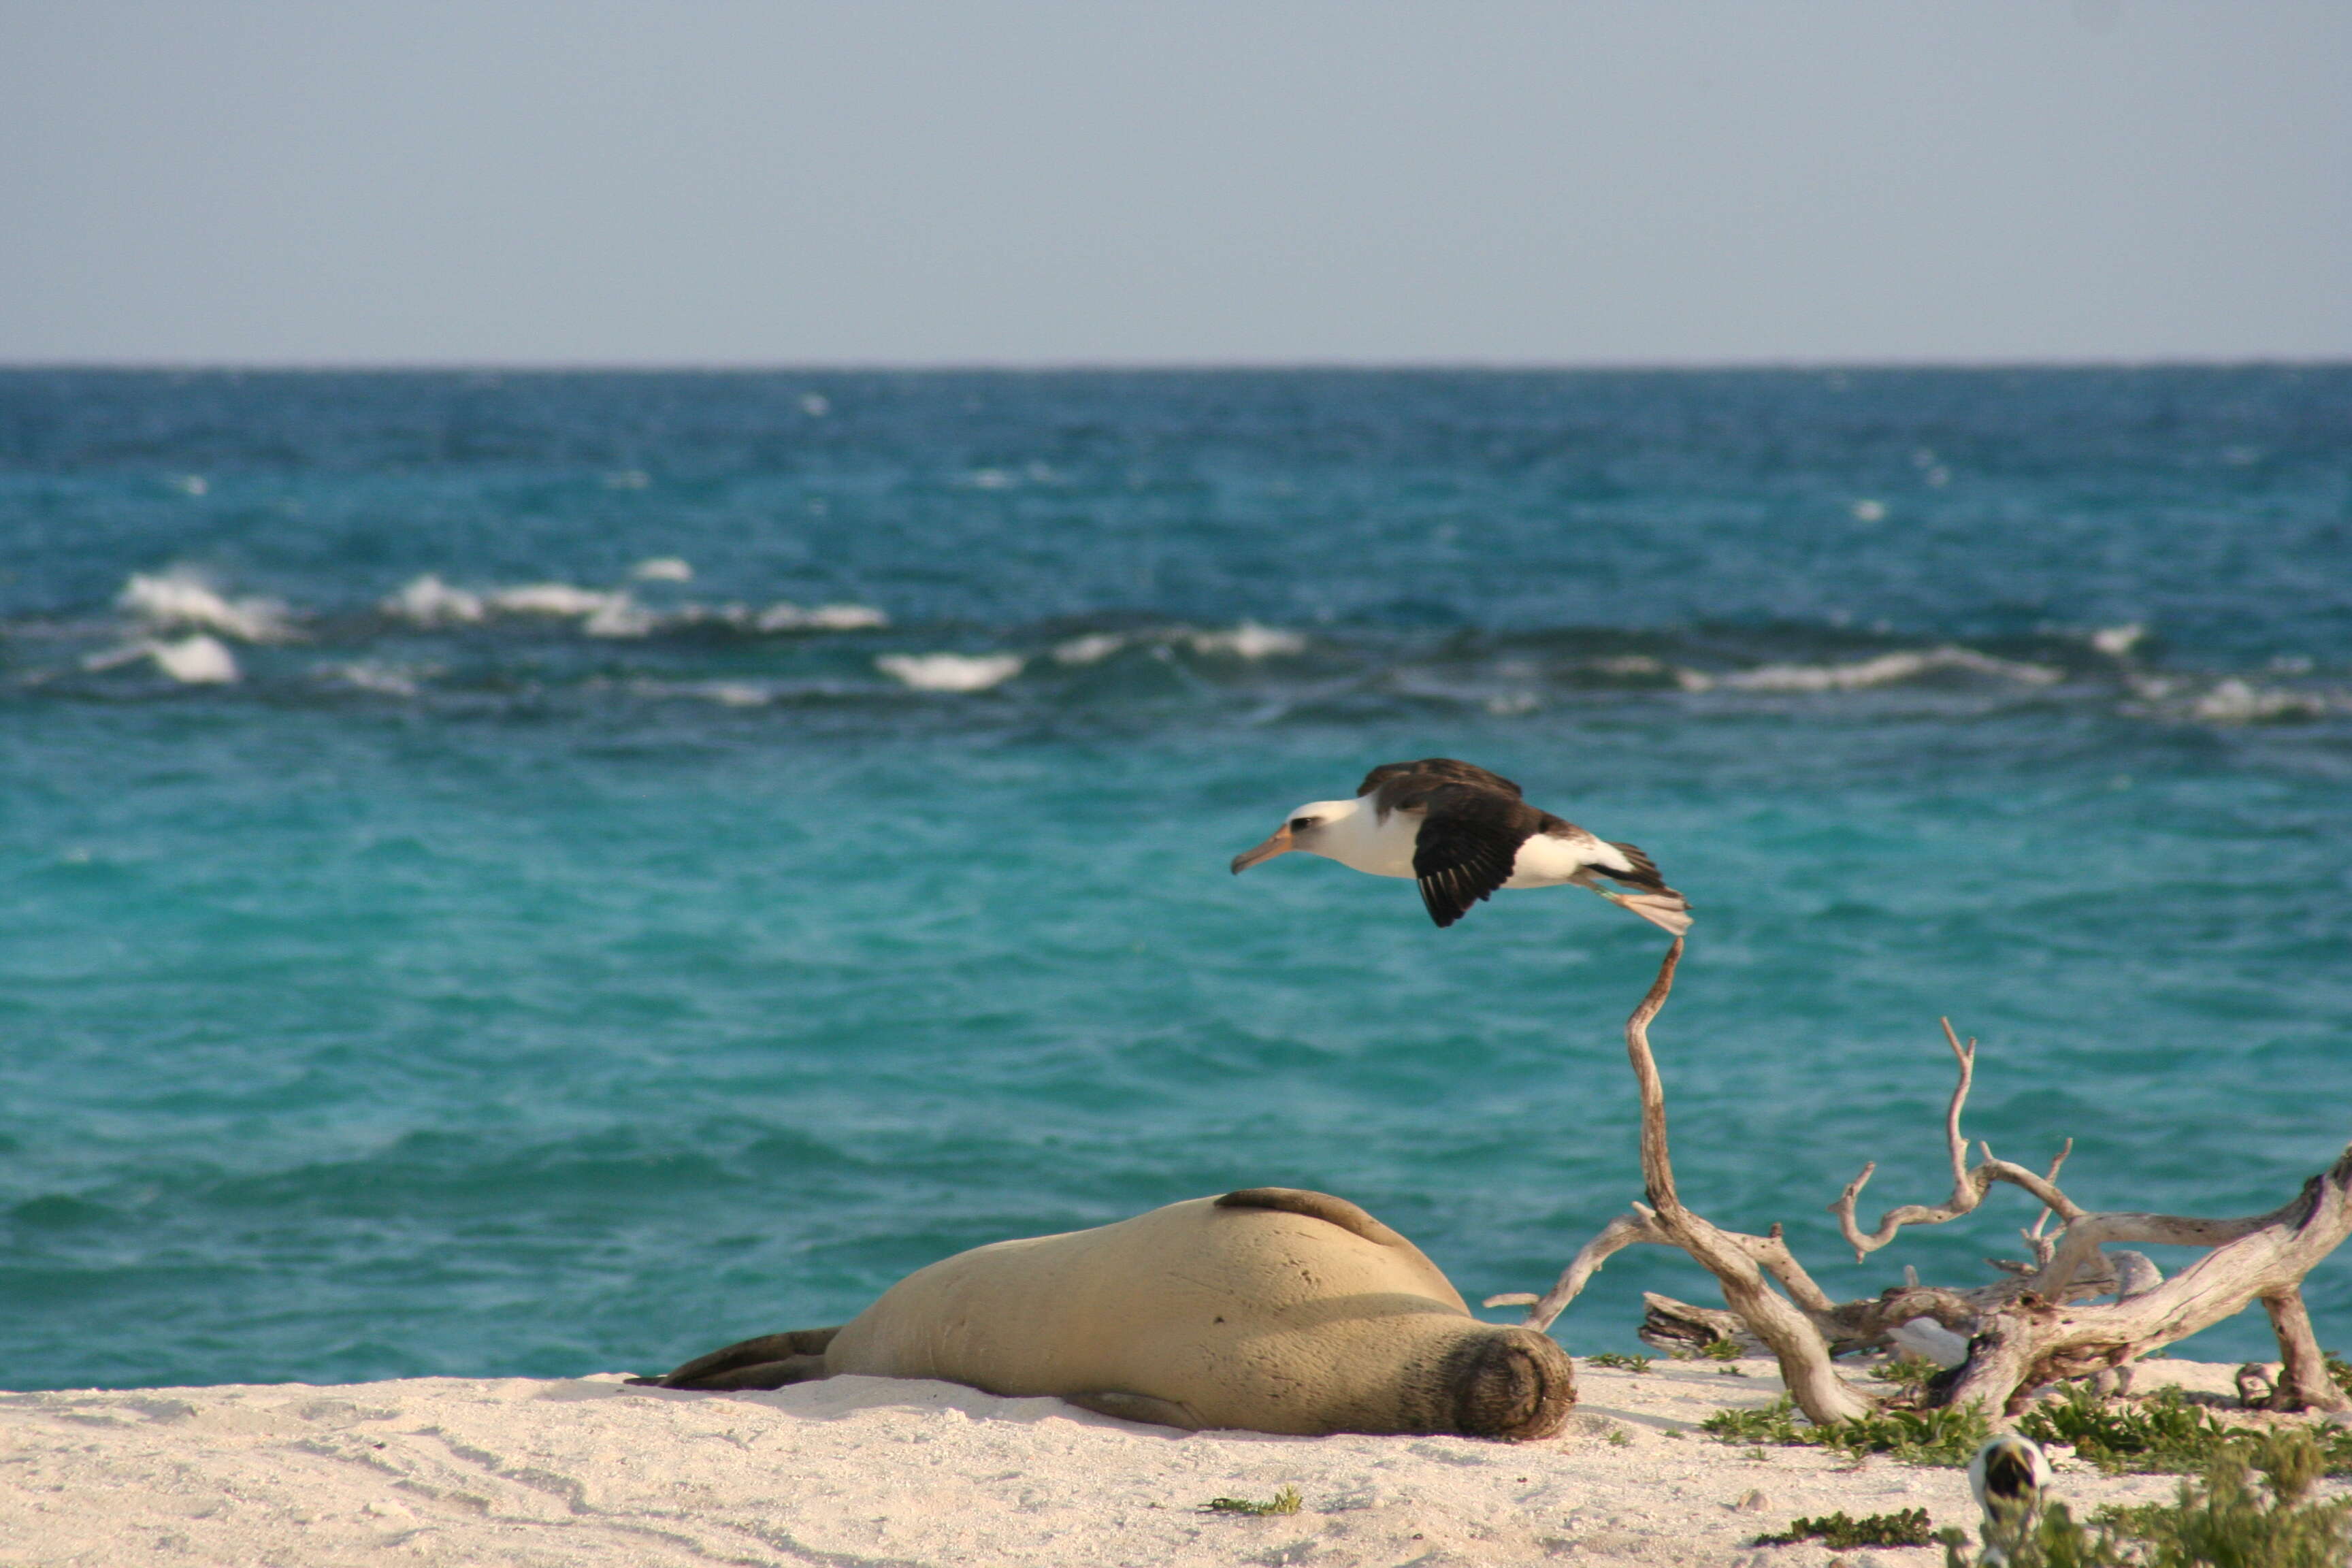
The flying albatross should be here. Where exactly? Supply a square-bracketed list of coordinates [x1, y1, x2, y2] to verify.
[1229, 757, 1693, 934]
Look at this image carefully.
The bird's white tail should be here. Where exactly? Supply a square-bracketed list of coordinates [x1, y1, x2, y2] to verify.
[1599, 889, 1694, 936]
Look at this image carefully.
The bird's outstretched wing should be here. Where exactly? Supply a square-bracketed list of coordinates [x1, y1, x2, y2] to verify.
[1406, 785, 1525, 928]
[1356, 757, 1522, 801]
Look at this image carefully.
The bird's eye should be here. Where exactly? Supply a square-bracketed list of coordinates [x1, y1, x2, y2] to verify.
[1290, 817, 1315, 830]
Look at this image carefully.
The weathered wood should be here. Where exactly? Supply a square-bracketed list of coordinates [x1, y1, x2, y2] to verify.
[1939, 1147, 2352, 1416]
[2263, 1286, 2351, 1413]
[1597, 941, 1873, 1423]
[1829, 1023, 2082, 1260]
[1515, 1209, 1667, 1333]
[1637, 1292, 1762, 1356]
[1516, 947, 2352, 1431]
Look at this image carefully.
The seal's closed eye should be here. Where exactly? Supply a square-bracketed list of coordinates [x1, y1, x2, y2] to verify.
[1215, 1187, 1407, 1249]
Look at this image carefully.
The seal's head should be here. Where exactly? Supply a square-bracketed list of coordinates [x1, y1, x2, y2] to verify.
[1433, 1325, 1578, 1441]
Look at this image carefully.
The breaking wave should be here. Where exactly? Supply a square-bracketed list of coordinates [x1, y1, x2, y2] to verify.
[1704, 647, 2063, 693]
[118, 570, 293, 644]
[877, 653, 1026, 692]
[7, 570, 2340, 730]
[376, 573, 889, 639]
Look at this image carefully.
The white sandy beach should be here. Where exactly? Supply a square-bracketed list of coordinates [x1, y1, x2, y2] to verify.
[0, 1356, 2302, 1567]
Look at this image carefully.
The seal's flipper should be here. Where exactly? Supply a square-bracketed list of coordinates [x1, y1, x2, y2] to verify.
[1215, 1187, 1407, 1249]
[630, 1326, 840, 1389]
[643, 1354, 829, 1390]
[1063, 1390, 1202, 1430]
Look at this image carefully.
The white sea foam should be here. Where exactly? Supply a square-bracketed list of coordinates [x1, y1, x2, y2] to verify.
[633, 679, 772, 708]
[385, 576, 883, 637]
[118, 571, 291, 643]
[875, 653, 1025, 692]
[1053, 633, 1126, 666]
[807, 604, 889, 631]
[1722, 647, 2062, 693]
[382, 574, 486, 627]
[2091, 623, 2146, 657]
[491, 583, 623, 617]
[321, 661, 427, 698]
[758, 602, 889, 632]
[2188, 679, 2324, 724]
[156, 636, 241, 683]
[583, 597, 657, 638]
[87, 634, 242, 683]
[1186, 622, 1306, 660]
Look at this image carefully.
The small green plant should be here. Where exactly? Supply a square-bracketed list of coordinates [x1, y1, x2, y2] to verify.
[1877, 1354, 1942, 1389]
[1701, 1395, 1807, 1446]
[1605, 1427, 1631, 1447]
[2022, 1381, 2352, 1485]
[2326, 1350, 2352, 1400]
[1940, 1500, 2114, 1568]
[2106, 1440, 2352, 1568]
[1700, 1337, 1744, 1361]
[2020, 1384, 2252, 1475]
[1940, 1428, 2352, 1568]
[1700, 1394, 1991, 1467]
[1818, 1403, 1995, 1466]
[1205, 1486, 1301, 1516]
[1585, 1351, 1654, 1373]
[1755, 1507, 1936, 1549]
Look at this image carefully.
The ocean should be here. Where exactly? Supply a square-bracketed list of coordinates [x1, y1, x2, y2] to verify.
[1, 367, 2347, 1390]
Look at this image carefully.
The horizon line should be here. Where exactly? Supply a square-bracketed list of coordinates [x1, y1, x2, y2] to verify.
[3, 355, 2349, 376]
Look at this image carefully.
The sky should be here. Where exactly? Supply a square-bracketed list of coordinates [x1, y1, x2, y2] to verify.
[2, 3, 2347, 366]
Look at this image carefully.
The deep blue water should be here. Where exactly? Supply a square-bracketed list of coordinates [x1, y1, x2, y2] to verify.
[1, 367, 2347, 1390]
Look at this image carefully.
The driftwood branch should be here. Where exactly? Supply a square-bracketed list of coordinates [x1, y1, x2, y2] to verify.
[1829, 1022, 2083, 1260]
[2261, 1287, 2346, 1414]
[1828, 1036, 2352, 1416]
[1525, 941, 1874, 1424]
[1942, 1146, 2352, 1416]
[1515, 1209, 1667, 1333]
[1639, 1292, 1762, 1356]
[1516, 946, 2352, 1428]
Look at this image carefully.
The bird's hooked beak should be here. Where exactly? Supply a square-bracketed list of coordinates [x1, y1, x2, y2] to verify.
[1229, 824, 1294, 874]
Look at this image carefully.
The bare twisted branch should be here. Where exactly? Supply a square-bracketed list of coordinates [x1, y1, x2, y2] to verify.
[1828, 1020, 2082, 1259]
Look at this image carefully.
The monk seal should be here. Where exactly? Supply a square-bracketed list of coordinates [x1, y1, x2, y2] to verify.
[634, 1187, 1574, 1440]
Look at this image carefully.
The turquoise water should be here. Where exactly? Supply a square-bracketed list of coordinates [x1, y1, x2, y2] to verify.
[1, 368, 2347, 1390]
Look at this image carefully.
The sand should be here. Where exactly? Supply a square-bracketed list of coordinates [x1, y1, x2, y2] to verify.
[0, 1357, 2300, 1567]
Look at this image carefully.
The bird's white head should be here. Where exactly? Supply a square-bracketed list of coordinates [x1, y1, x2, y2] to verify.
[1970, 1431, 2054, 1564]
[1229, 799, 1358, 873]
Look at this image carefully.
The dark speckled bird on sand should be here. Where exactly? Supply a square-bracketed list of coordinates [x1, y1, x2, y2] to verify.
[1230, 758, 1693, 934]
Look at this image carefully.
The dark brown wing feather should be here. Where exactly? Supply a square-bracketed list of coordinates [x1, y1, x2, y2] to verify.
[1356, 757, 1522, 801]
[1603, 839, 1671, 894]
[1407, 785, 1533, 928]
